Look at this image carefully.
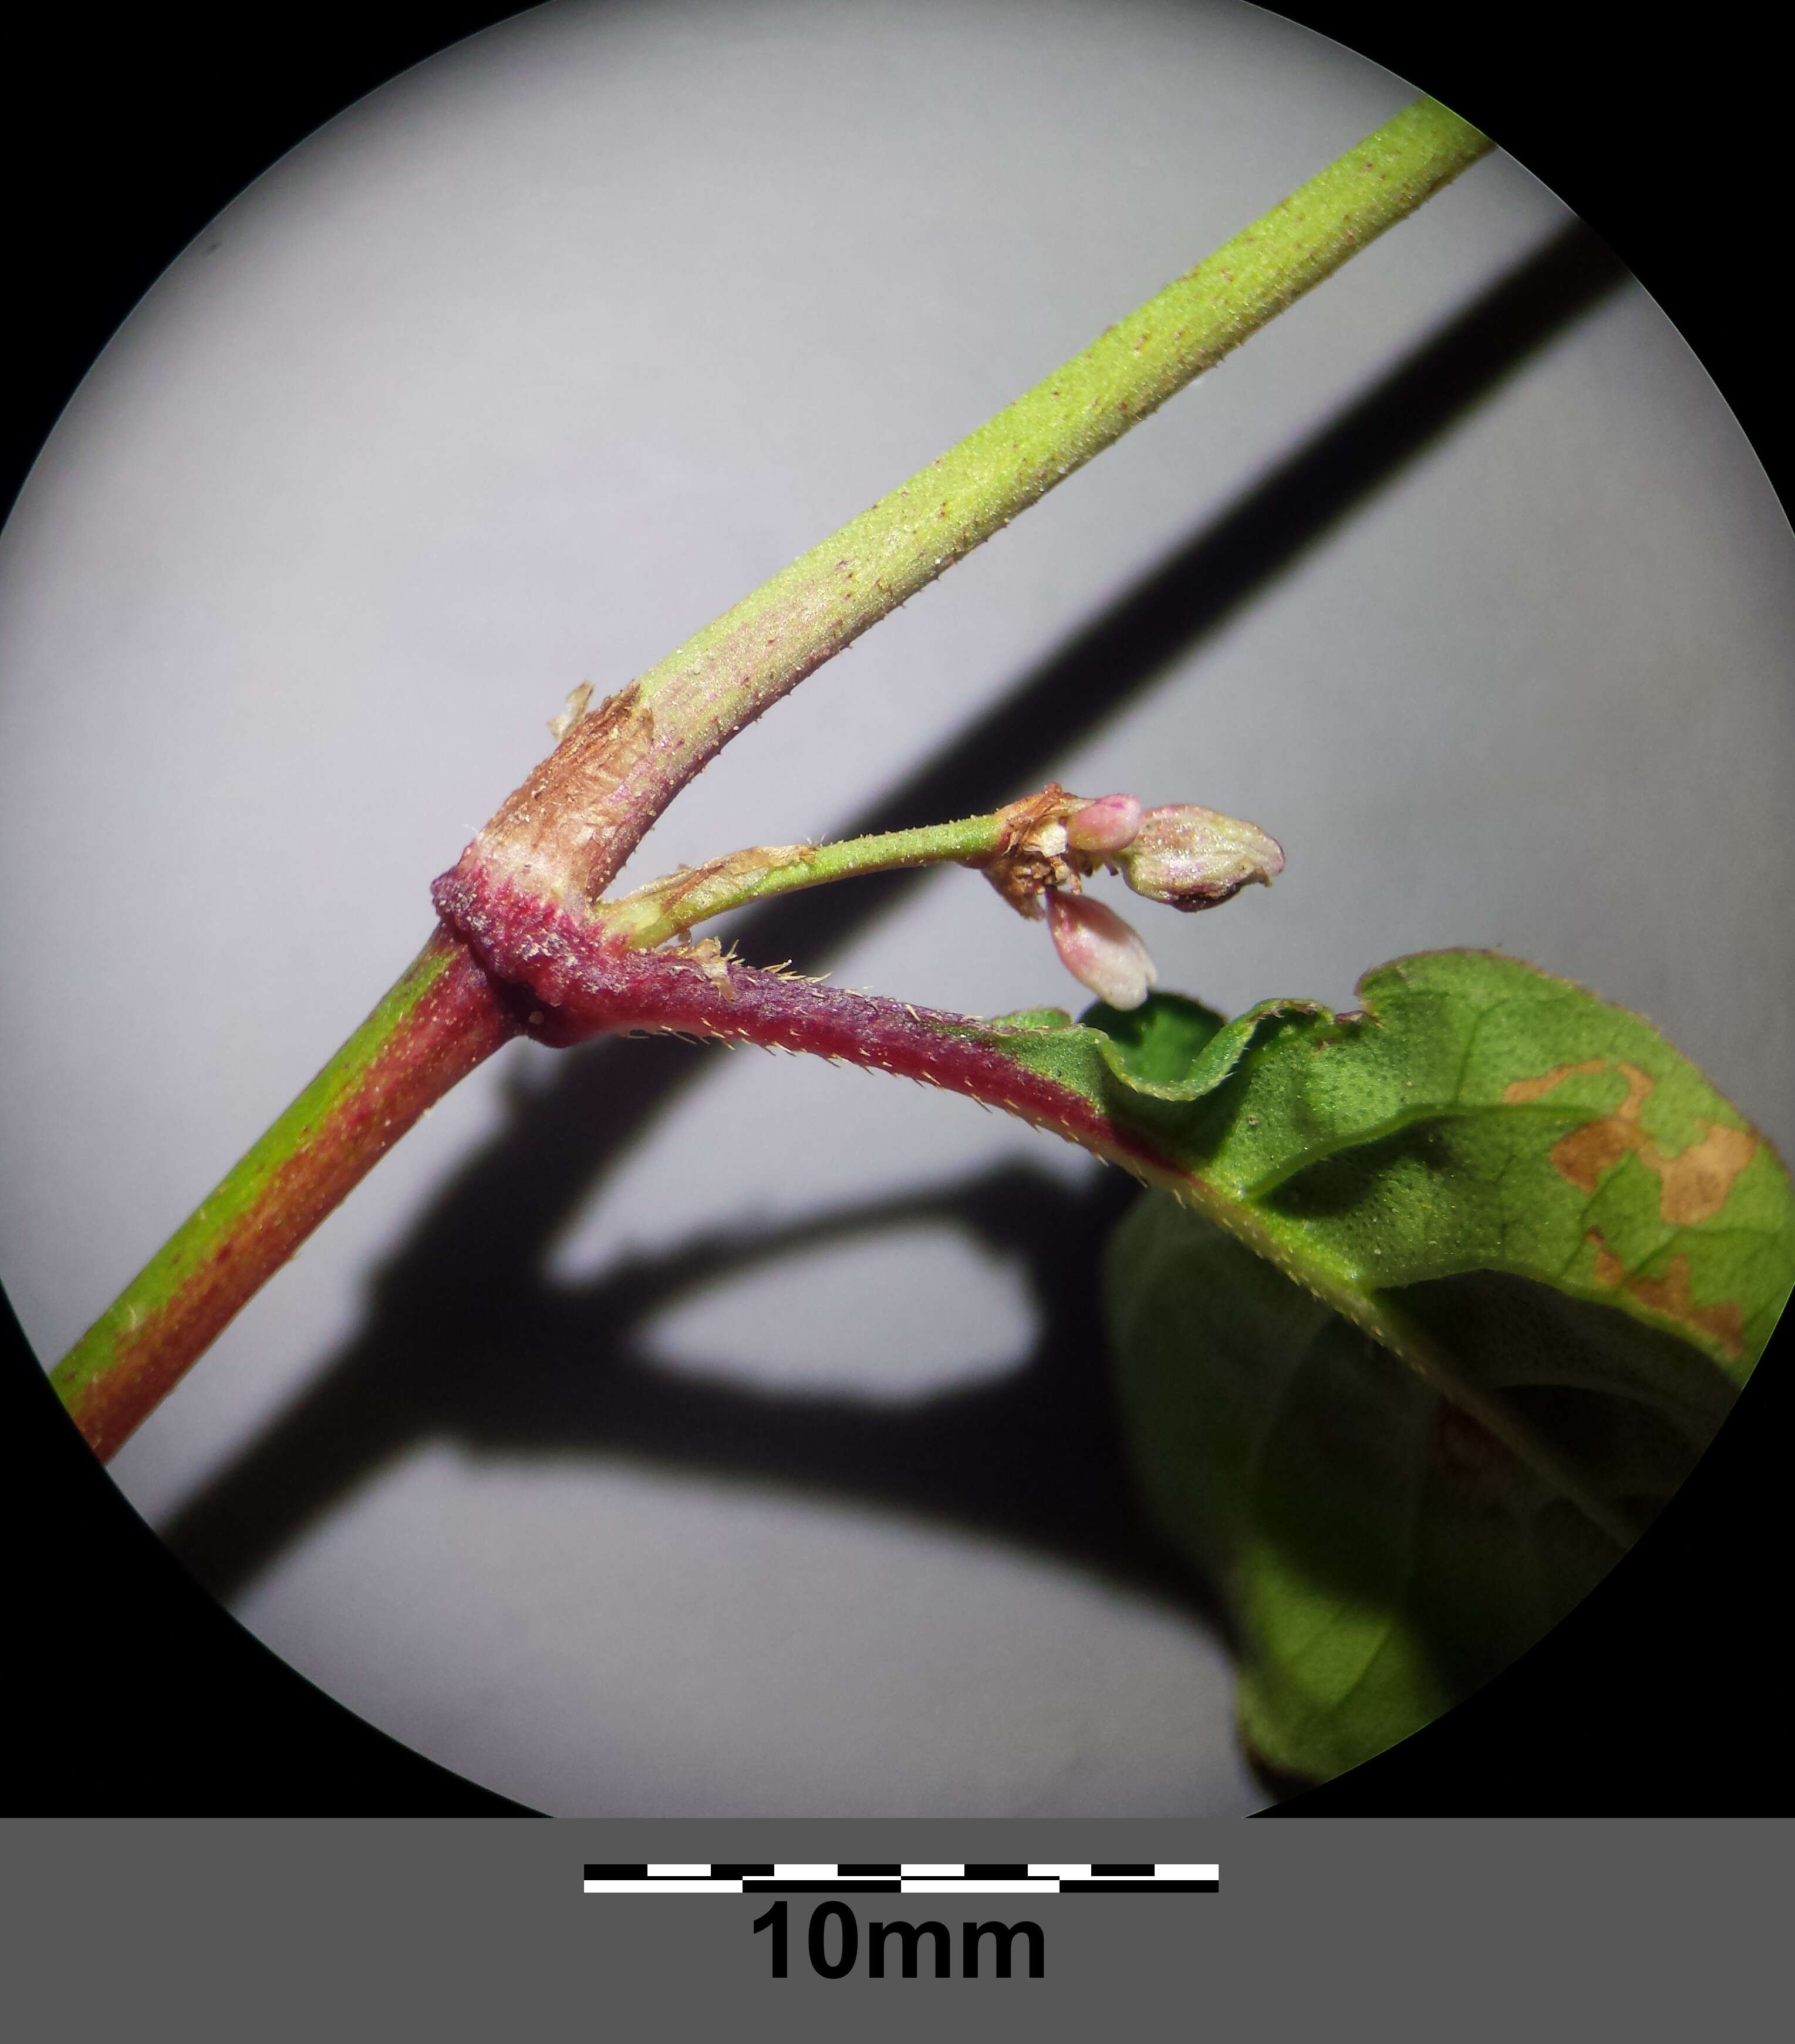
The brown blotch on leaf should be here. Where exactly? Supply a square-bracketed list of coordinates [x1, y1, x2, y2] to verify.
[1651, 1122, 1759, 1226]
[1502, 1057, 1607, 1105]
[1587, 1231, 1625, 1289]
[1583, 1229, 1745, 1360]
[1505, 1058, 1756, 1226]
[1551, 1115, 1639, 1198]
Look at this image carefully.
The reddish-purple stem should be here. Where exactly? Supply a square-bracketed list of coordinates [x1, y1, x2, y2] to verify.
[432, 868, 1160, 1172]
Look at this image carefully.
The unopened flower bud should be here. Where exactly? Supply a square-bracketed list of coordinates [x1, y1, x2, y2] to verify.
[1064, 793, 1143, 856]
[1047, 891, 1158, 1010]
[1117, 804, 1284, 911]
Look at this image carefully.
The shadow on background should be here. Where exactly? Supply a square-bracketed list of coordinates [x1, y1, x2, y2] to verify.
[164, 225, 1627, 1641]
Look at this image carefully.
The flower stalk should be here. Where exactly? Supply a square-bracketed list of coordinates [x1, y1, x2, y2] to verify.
[592, 781, 1281, 1010]
[592, 811, 1017, 950]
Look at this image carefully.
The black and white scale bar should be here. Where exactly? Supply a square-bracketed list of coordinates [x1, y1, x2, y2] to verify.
[582, 1863, 1218, 1895]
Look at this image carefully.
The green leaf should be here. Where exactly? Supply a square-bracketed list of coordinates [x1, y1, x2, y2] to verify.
[993, 950, 1794, 1379]
[987, 950, 1795, 1785]
[1108, 1202, 1729, 1785]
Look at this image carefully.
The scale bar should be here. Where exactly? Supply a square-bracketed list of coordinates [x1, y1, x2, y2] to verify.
[583, 1861, 1218, 1896]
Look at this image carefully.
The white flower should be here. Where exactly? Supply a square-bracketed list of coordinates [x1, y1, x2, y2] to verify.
[1047, 891, 1158, 1010]
[1064, 792, 1143, 856]
[1118, 804, 1283, 910]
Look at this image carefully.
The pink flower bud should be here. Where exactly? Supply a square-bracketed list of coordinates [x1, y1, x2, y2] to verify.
[1118, 804, 1284, 911]
[1064, 792, 1143, 856]
[1047, 891, 1158, 1010]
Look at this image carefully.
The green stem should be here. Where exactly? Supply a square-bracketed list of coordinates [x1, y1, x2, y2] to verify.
[598, 810, 1013, 948]
[52, 96, 1492, 1458]
[466, 96, 1491, 905]
[50, 932, 518, 1459]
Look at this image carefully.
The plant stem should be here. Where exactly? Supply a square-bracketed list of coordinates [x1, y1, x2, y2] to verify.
[50, 932, 518, 1458]
[596, 811, 1016, 948]
[51, 96, 1491, 1458]
[436, 878, 1637, 1545]
[459, 97, 1491, 908]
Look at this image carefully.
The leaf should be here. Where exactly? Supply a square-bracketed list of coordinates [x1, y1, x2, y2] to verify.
[1108, 1201, 1726, 1785]
[991, 950, 1794, 1380]
[982, 949, 1795, 1785]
